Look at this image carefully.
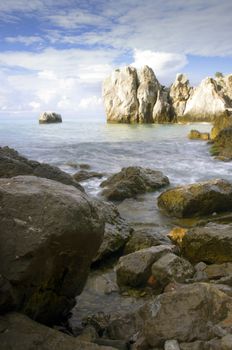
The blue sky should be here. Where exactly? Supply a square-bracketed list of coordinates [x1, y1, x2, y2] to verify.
[0, 0, 232, 115]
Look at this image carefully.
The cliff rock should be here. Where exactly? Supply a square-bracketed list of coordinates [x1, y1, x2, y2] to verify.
[170, 73, 192, 117]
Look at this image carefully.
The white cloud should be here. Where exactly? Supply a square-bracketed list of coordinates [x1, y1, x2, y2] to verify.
[132, 49, 188, 81]
[5, 35, 43, 46]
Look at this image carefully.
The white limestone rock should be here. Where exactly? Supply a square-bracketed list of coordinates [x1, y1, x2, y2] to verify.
[153, 88, 173, 123]
[102, 66, 139, 123]
[170, 73, 192, 117]
[39, 112, 62, 124]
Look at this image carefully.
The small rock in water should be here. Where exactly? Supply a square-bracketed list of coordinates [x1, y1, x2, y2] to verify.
[73, 170, 104, 182]
[39, 112, 62, 124]
[164, 339, 180, 350]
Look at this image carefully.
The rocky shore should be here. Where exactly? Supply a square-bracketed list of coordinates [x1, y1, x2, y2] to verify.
[1, 146, 232, 350]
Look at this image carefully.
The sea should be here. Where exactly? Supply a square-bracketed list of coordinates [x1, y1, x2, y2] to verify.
[1, 113, 231, 227]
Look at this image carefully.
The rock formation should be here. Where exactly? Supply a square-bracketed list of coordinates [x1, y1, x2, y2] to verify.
[39, 112, 62, 124]
[103, 67, 232, 123]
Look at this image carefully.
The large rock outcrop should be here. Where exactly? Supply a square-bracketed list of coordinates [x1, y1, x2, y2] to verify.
[170, 73, 192, 117]
[210, 127, 232, 160]
[0, 146, 84, 192]
[102, 66, 139, 123]
[103, 66, 232, 124]
[0, 176, 104, 324]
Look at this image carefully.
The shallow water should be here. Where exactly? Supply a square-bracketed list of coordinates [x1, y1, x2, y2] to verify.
[1, 114, 231, 226]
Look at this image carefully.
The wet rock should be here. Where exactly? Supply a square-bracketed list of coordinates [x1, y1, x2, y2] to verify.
[124, 227, 170, 255]
[95, 339, 128, 350]
[158, 179, 232, 218]
[0, 146, 84, 191]
[137, 65, 160, 123]
[0, 176, 104, 324]
[180, 335, 232, 350]
[77, 325, 98, 342]
[0, 313, 115, 350]
[101, 166, 169, 201]
[210, 111, 232, 140]
[103, 66, 139, 123]
[188, 129, 210, 140]
[116, 245, 174, 287]
[73, 170, 104, 182]
[210, 127, 232, 161]
[140, 283, 232, 347]
[165, 339, 180, 350]
[39, 112, 62, 123]
[181, 223, 232, 264]
[93, 201, 132, 263]
[151, 253, 195, 286]
[170, 73, 192, 117]
[204, 263, 232, 280]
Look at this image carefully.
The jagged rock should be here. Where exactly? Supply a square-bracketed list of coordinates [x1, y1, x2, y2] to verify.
[151, 253, 195, 286]
[116, 245, 175, 287]
[39, 112, 62, 124]
[0, 146, 84, 192]
[210, 127, 232, 160]
[92, 201, 132, 263]
[101, 166, 169, 201]
[157, 179, 232, 218]
[170, 74, 192, 117]
[0, 176, 104, 324]
[0, 313, 115, 350]
[188, 129, 210, 140]
[103, 66, 139, 123]
[140, 283, 232, 347]
[73, 170, 104, 182]
[137, 65, 160, 123]
[153, 89, 173, 123]
[182, 78, 228, 122]
[181, 223, 232, 264]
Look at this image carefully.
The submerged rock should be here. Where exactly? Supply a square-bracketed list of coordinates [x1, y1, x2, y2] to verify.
[181, 223, 232, 264]
[73, 170, 104, 182]
[0, 313, 115, 350]
[188, 129, 210, 140]
[140, 283, 232, 347]
[39, 112, 62, 124]
[0, 176, 104, 324]
[158, 179, 232, 218]
[101, 166, 169, 201]
[0, 146, 84, 192]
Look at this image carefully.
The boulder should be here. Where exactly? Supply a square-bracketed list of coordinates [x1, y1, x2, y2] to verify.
[152, 89, 173, 123]
[0, 313, 115, 350]
[170, 74, 192, 117]
[102, 66, 139, 123]
[0, 176, 104, 324]
[181, 223, 232, 264]
[101, 166, 169, 201]
[39, 112, 62, 124]
[210, 111, 232, 139]
[151, 253, 195, 286]
[92, 201, 132, 263]
[188, 129, 210, 140]
[157, 179, 232, 218]
[137, 65, 160, 123]
[0, 146, 84, 192]
[73, 170, 104, 182]
[182, 78, 228, 122]
[210, 127, 232, 160]
[140, 283, 232, 347]
[116, 245, 174, 287]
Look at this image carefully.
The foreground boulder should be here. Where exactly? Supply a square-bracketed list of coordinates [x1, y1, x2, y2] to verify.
[210, 127, 232, 161]
[158, 179, 232, 218]
[92, 201, 132, 263]
[180, 223, 232, 264]
[39, 112, 62, 124]
[0, 313, 115, 350]
[101, 166, 169, 200]
[0, 146, 83, 191]
[0, 176, 104, 324]
[140, 283, 232, 347]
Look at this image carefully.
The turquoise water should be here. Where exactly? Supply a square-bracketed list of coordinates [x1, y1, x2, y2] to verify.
[0, 114, 231, 197]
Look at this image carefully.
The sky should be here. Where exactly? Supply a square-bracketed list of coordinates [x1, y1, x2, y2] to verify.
[0, 0, 232, 116]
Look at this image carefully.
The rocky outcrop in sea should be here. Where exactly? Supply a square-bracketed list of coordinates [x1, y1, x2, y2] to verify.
[103, 66, 232, 123]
